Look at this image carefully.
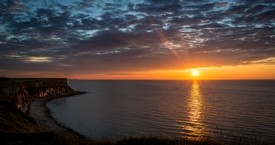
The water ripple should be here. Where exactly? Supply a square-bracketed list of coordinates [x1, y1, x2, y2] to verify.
[48, 80, 275, 142]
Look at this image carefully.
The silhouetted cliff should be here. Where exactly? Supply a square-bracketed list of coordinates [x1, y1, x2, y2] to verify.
[0, 78, 91, 145]
[0, 77, 74, 111]
[0, 101, 42, 133]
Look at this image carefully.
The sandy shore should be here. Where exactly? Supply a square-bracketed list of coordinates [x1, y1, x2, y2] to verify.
[26, 92, 98, 145]
[29, 92, 84, 133]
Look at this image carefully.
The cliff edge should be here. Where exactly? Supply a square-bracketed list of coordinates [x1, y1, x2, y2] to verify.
[0, 78, 91, 145]
[0, 77, 74, 111]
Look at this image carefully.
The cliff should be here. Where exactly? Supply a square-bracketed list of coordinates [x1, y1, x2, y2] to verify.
[0, 77, 74, 111]
[0, 101, 42, 133]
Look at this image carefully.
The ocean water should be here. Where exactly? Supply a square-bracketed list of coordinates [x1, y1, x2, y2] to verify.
[47, 80, 275, 142]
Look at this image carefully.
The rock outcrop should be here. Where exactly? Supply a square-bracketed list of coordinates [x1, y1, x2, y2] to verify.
[0, 77, 74, 111]
[0, 78, 93, 145]
[0, 101, 42, 133]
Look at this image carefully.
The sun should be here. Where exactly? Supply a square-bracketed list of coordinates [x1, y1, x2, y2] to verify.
[191, 69, 200, 77]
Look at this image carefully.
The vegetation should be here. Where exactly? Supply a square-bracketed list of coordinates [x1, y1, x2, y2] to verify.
[0, 101, 41, 133]
[2, 134, 275, 145]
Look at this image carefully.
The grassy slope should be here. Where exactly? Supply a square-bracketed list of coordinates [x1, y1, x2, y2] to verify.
[0, 101, 94, 145]
[0, 101, 41, 133]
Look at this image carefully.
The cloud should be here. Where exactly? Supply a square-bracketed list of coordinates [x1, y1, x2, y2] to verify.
[24, 56, 53, 63]
[0, 0, 274, 75]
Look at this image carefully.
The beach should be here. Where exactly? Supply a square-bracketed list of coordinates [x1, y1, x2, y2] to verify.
[29, 96, 68, 132]
[31, 92, 91, 129]
[27, 92, 95, 145]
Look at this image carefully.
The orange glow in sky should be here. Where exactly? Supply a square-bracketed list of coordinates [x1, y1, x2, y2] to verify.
[2, 59, 275, 80]
[59, 63, 275, 80]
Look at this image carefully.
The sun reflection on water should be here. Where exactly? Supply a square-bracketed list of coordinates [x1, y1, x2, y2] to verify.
[183, 81, 205, 139]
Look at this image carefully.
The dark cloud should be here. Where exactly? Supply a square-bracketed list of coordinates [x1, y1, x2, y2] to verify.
[0, 0, 275, 76]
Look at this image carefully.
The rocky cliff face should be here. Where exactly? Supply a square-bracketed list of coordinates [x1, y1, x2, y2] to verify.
[0, 101, 42, 133]
[0, 78, 74, 111]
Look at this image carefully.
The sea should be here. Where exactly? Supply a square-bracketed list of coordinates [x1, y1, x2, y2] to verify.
[47, 80, 275, 143]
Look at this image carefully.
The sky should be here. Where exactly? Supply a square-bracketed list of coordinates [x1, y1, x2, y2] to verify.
[0, 0, 275, 80]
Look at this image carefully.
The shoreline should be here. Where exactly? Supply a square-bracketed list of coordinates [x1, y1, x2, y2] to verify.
[23, 91, 273, 145]
[27, 90, 274, 145]
[29, 91, 93, 142]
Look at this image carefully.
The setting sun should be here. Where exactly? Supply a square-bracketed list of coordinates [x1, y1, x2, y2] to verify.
[192, 69, 200, 77]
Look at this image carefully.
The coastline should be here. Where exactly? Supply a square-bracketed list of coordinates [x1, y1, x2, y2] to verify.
[29, 92, 83, 131]
[0, 78, 99, 144]
[28, 91, 95, 144]
[8, 84, 273, 145]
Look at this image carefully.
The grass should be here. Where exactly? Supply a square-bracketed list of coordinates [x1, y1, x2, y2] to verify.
[3, 135, 274, 145]
[0, 101, 42, 133]
[100, 137, 220, 145]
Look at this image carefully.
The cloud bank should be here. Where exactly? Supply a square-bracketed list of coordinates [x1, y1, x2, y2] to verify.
[0, 0, 274, 76]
